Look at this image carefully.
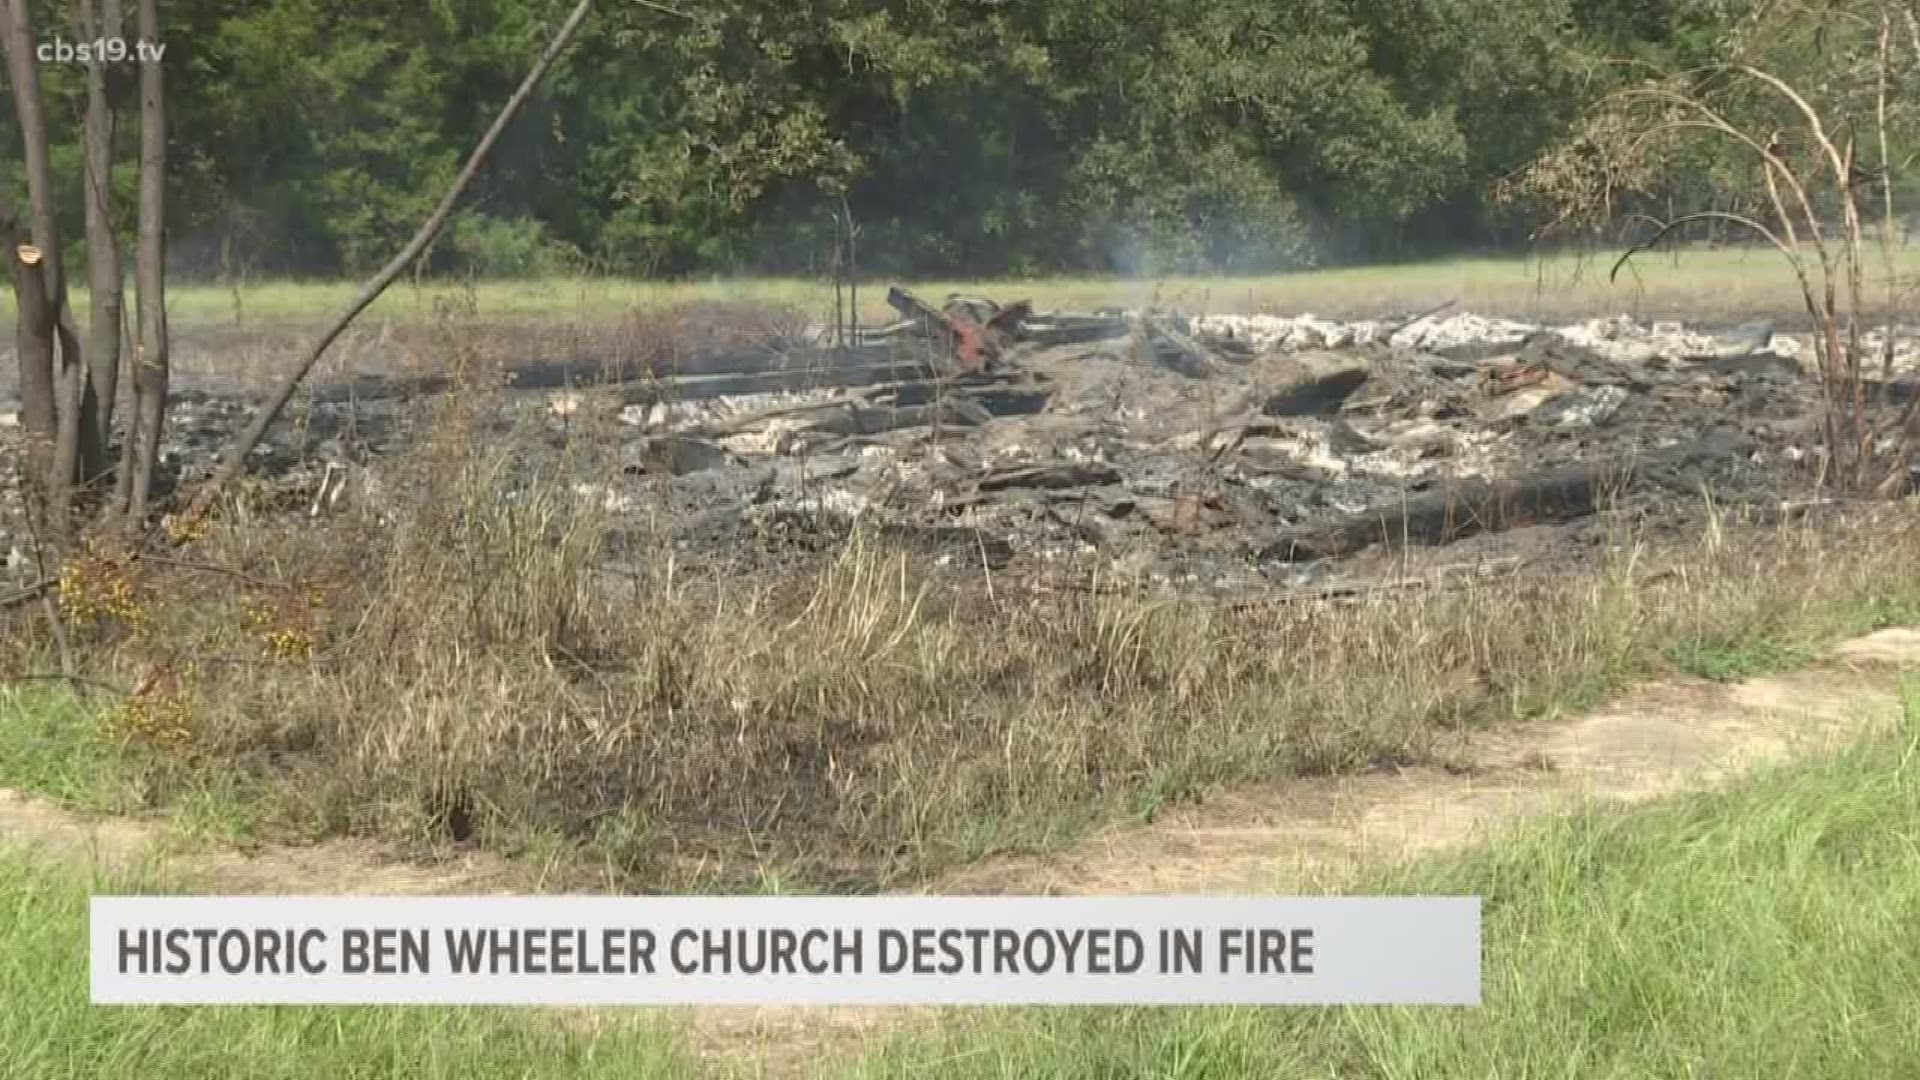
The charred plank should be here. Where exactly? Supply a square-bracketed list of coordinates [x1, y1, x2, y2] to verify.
[1262, 433, 1754, 561]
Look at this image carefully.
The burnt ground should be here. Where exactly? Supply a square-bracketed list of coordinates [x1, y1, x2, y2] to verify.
[2, 302, 1914, 595]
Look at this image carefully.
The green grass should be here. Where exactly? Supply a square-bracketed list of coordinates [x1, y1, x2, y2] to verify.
[847, 686, 1920, 1080]
[1661, 586, 1920, 684]
[0, 685, 130, 813]
[0, 842, 693, 1080]
[4, 649, 1920, 1079]
[10, 243, 1917, 332]
[1664, 634, 1817, 682]
[0, 686, 272, 846]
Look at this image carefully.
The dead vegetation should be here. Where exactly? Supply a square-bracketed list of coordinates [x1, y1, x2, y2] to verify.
[7, 342, 1920, 891]
[1511, 0, 1920, 495]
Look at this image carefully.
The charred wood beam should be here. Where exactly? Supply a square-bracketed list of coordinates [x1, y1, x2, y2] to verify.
[1262, 433, 1755, 562]
[294, 346, 937, 404]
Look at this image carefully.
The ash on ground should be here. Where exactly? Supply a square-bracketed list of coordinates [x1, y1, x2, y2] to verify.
[2, 303, 1903, 596]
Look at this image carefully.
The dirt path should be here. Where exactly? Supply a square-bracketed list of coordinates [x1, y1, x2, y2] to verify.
[0, 788, 531, 893]
[4, 628, 1917, 1076]
[678, 629, 1920, 1072]
[937, 631, 1918, 896]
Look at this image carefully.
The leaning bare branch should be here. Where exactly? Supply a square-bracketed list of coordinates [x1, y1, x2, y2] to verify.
[1611, 212, 1823, 329]
[185, 0, 596, 526]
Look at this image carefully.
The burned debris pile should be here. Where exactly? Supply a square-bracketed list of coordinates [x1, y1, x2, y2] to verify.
[593, 298, 1840, 590]
[0, 291, 1890, 594]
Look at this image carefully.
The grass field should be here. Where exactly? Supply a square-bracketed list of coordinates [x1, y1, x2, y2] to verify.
[8, 243, 1920, 333]
[4, 685, 1915, 1078]
[847, 689, 1920, 1080]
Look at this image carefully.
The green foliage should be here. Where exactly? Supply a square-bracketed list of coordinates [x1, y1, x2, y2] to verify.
[1515, 0, 1920, 251]
[0, 0, 1822, 278]
[442, 212, 580, 278]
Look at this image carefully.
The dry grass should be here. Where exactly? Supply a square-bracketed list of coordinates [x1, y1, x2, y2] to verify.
[6, 289, 1913, 1078]
[9, 337, 1920, 893]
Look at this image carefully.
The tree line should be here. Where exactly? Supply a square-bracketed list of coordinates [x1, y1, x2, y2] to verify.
[1, 0, 1815, 283]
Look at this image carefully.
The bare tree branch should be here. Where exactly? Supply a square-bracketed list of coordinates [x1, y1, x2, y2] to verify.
[631, 0, 694, 17]
[185, 0, 597, 525]
[1610, 211, 1800, 283]
[1522, 1, 1918, 495]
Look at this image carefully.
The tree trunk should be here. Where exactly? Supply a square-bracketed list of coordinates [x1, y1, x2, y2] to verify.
[78, 0, 127, 496]
[2, 0, 99, 529]
[186, 0, 596, 524]
[4, 220, 58, 520]
[128, 0, 167, 520]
